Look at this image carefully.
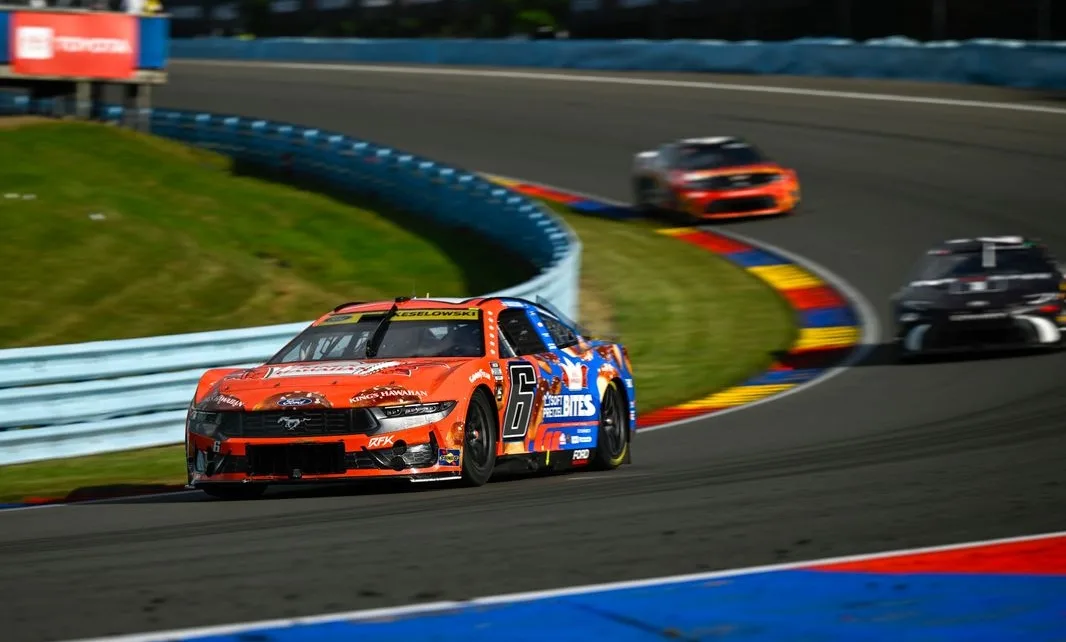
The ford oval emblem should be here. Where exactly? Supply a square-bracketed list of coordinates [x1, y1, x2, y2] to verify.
[278, 397, 314, 407]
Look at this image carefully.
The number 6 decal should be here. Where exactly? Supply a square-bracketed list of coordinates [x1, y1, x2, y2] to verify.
[501, 361, 538, 440]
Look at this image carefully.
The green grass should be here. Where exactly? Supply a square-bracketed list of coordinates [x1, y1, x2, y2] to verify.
[0, 122, 795, 502]
[0, 119, 534, 347]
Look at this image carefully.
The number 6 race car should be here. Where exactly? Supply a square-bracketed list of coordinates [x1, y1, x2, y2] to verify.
[185, 296, 636, 499]
[632, 136, 800, 221]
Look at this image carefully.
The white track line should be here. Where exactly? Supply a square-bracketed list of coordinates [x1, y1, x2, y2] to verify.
[173, 60, 1066, 116]
[63, 528, 1066, 642]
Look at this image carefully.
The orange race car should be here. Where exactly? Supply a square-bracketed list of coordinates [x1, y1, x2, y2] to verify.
[631, 136, 800, 220]
[185, 296, 636, 499]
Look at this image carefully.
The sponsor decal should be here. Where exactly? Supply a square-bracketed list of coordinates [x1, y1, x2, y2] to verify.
[571, 435, 593, 444]
[317, 313, 363, 325]
[256, 391, 332, 410]
[438, 448, 461, 466]
[501, 300, 526, 308]
[350, 386, 427, 408]
[572, 449, 590, 461]
[543, 393, 596, 419]
[277, 396, 315, 407]
[560, 358, 589, 391]
[201, 392, 244, 410]
[469, 369, 492, 384]
[12, 12, 136, 80]
[393, 309, 479, 321]
[367, 436, 394, 448]
[264, 360, 401, 379]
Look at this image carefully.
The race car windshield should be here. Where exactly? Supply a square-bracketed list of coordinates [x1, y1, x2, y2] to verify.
[267, 311, 485, 363]
[677, 144, 764, 169]
[912, 248, 1054, 280]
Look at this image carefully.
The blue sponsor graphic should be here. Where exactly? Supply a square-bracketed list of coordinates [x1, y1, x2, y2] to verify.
[543, 393, 596, 420]
[533, 425, 597, 452]
[437, 448, 460, 467]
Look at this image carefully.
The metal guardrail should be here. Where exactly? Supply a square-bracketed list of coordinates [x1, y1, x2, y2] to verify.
[168, 36, 1066, 91]
[0, 92, 582, 466]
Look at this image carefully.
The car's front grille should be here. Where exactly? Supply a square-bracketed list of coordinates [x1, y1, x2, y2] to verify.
[691, 173, 778, 190]
[927, 318, 1031, 348]
[246, 443, 346, 476]
[706, 196, 777, 214]
[217, 409, 378, 438]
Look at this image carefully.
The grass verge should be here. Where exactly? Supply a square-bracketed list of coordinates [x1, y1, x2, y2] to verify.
[0, 120, 534, 347]
[0, 132, 796, 502]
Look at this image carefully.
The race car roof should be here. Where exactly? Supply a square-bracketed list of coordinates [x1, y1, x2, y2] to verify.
[679, 136, 743, 146]
[929, 236, 1039, 254]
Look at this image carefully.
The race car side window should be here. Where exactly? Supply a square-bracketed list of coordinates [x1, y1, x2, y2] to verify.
[497, 309, 547, 356]
[540, 315, 580, 349]
[658, 143, 677, 168]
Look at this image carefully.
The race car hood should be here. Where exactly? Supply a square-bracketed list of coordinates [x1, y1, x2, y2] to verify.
[680, 163, 785, 181]
[897, 273, 1061, 312]
[201, 358, 467, 411]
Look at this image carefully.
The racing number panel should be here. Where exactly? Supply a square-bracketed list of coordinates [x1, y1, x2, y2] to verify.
[496, 307, 549, 442]
[501, 361, 538, 440]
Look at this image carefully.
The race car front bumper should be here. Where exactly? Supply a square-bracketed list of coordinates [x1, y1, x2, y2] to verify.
[896, 309, 1064, 357]
[676, 182, 799, 220]
[186, 424, 464, 486]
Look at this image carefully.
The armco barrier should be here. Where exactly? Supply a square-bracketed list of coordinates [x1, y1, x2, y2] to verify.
[169, 36, 1066, 91]
[0, 92, 581, 466]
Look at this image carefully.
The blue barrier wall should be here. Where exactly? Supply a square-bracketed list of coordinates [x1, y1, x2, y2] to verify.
[0, 10, 169, 70]
[168, 36, 1066, 90]
[0, 91, 581, 466]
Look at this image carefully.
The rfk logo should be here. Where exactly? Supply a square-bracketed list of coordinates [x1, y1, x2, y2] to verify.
[560, 358, 588, 391]
[16, 27, 54, 60]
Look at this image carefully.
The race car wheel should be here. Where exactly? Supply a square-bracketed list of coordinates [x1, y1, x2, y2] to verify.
[198, 483, 267, 500]
[591, 379, 629, 471]
[460, 389, 498, 487]
[632, 179, 656, 213]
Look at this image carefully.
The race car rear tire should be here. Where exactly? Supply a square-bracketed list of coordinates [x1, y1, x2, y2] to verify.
[591, 379, 629, 471]
[460, 389, 498, 487]
[198, 483, 267, 500]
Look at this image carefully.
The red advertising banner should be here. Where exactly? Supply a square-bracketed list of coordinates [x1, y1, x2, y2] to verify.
[10, 12, 138, 80]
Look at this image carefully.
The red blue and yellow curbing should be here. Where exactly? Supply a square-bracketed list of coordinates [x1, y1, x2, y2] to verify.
[484, 174, 865, 429]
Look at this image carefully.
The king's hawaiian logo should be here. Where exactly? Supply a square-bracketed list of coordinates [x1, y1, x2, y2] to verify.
[560, 358, 588, 391]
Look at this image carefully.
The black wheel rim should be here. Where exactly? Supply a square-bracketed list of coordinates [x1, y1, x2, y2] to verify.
[601, 385, 626, 456]
[464, 398, 491, 468]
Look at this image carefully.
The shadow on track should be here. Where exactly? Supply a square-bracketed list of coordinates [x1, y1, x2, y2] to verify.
[845, 341, 1064, 368]
[85, 462, 578, 506]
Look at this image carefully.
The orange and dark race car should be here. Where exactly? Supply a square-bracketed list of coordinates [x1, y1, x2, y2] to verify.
[632, 136, 800, 221]
[185, 296, 636, 499]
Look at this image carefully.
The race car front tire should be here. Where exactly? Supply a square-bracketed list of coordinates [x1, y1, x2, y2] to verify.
[460, 389, 498, 487]
[591, 379, 629, 471]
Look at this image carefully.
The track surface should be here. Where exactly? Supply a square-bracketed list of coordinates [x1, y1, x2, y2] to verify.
[3, 66, 1066, 641]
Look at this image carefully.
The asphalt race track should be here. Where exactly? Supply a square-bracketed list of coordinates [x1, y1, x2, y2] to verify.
[3, 65, 1066, 641]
